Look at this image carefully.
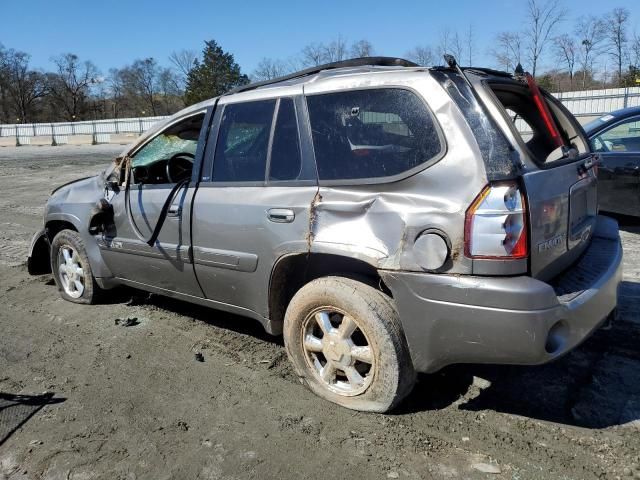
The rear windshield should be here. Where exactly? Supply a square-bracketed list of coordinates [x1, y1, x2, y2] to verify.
[489, 82, 588, 163]
[306, 88, 443, 181]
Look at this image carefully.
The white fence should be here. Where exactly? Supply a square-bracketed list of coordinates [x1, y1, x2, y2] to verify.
[0, 116, 168, 145]
[1, 85, 639, 146]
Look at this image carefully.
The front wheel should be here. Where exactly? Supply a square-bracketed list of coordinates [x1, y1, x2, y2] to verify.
[283, 276, 415, 412]
[50, 229, 101, 304]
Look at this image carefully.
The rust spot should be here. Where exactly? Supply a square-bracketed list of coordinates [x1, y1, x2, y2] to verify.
[306, 190, 322, 250]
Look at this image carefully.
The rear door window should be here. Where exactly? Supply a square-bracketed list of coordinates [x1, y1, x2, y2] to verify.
[213, 100, 276, 182]
[269, 98, 303, 181]
[306, 89, 442, 181]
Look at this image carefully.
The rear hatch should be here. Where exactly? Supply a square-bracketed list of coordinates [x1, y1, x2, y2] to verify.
[471, 71, 598, 281]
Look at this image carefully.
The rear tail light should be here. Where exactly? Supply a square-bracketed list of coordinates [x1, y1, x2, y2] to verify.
[464, 182, 528, 259]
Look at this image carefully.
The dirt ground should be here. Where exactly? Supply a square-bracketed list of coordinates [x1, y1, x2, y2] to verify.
[0, 145, 639, 480]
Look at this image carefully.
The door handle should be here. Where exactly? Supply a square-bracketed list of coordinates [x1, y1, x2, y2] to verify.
[167, 205, 181, 217]
[267, 208, 295, 223]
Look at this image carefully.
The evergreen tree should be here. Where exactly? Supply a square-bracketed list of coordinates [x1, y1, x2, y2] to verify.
[184, 40, 249, 105]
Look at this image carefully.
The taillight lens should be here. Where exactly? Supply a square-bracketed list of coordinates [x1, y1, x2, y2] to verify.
[464, 182, 528, 259]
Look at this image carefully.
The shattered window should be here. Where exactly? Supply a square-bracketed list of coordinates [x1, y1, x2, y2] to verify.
[306, 89, 442, 181]
[213, 100, 276, 182]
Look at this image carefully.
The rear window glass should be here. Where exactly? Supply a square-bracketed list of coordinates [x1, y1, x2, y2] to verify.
[269, 98, 303, 181]
[306, 89, 442, 181]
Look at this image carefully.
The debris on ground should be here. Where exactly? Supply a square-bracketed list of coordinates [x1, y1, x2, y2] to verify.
[194, 352, 205, 362]
[115, 317, 139, 327]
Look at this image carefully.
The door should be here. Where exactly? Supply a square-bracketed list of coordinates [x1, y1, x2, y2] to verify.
[191, 96, 318, 318]
[592, 116, 640, 216]
[100, 110, 210, 296]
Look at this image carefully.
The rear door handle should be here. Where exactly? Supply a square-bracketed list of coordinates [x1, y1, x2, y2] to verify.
[167, 205, 181, 217]
[267, 208, 295, 223]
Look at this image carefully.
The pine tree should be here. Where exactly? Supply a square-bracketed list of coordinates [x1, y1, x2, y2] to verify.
[184, 40, 249, 105]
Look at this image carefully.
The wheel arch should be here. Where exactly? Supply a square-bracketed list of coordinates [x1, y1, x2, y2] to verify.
[268, 252, 390, 333]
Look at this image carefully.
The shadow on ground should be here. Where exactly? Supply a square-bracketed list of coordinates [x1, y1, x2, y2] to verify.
[0, 392, 65, 446]
[400, 280, 640, 429]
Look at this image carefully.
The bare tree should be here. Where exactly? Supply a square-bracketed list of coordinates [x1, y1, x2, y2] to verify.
[466, 24, 475, 66]
[553, 34, 577, 87]
[525, 0, 566, 77]
[120, 58, 160, 116]
[451, 31, 465, 64]
[1, 49, 47, 122]
[606, 7, 630, 85]
[323, 36, 348, 63]
[574, 15, 607, 88]
[632, 33, 640, 69]
[251, 58, 289, 81]
[406, 45, 435, 66]
[492, 32, 523, 72]
[300, 42, 326, 67]
[350, 39, 374, 58]
[169, 49, 197, 89]
[47, 53, 99, 121]
[437, 28, 452, 60]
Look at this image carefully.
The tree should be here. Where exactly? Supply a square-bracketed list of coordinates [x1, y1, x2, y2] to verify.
[406, 45, 435, 67]
[492, 32, 523, 72]
[168, 49, 197, 89]
[574, 15, 607, 88]
[251, 58, 289, 81]
[121, 58, 161, 115]
[606, 7, 630, 86]
[48, 53, 100, 121]
[184, 40, 249, 105]
[1, 49, 47, 123]
[323, 36, 348, 63]
[466, 24, 475, 66]
[437, 28, 452, 60]
[525, 0, 566, 77]
[300, 42, 326, 67]
[350, 39, 374, 58]
[553, 34, 577, 87]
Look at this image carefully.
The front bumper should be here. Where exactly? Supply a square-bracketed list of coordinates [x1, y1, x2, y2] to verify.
[380, 215, 623, 373]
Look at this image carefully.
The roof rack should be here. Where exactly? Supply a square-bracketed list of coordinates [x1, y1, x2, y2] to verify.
[461, 67, 513, 78]
[227, 57, 420, 95]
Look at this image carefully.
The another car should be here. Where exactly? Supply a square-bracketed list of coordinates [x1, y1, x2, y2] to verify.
[28, 57, 622, 412]
[584, 106, 640, 217]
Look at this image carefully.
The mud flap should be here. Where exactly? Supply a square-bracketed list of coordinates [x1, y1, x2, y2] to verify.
[27, 229, 51, 275]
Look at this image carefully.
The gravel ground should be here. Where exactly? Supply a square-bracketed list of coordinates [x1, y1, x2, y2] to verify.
[0, 145, 639, 480]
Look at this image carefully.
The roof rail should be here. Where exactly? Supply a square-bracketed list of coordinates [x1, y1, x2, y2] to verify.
[227, 57, 420, 95]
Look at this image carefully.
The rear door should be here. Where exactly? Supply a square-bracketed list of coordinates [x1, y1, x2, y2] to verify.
[591, 115, 640, 216]
[477, 76, 598, 281]
[191, 95, 318, 318]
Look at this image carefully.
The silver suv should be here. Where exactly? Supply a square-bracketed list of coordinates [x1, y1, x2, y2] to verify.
[28, 57, 622, 412]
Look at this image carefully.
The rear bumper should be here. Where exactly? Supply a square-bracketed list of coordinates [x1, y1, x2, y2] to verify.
[380, 215, 623, 373]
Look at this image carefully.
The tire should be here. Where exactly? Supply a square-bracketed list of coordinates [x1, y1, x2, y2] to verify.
[50, 229, 101, 304]
[283, 276, 416, 412]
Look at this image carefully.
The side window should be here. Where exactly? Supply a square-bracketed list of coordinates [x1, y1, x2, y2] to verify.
[131, 113, 205, 184]
[306, 89, 442, 181]
[594, 117, 640, 153]
[213, 100, 276, 182]
[269, 98, 303, 181]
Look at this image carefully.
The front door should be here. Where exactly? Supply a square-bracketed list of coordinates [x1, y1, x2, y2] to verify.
[592, 115, 640, 216]
[191, 96, 318, 318]
[100, 110, 210, 296]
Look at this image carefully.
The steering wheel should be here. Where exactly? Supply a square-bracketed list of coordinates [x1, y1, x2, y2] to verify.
[166, 152, 195, 183]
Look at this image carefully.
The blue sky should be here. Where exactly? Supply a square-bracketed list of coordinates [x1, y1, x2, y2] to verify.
[2, 0, 639, 75]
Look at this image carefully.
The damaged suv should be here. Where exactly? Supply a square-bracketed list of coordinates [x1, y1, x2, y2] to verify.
[28, 57, 622, 412]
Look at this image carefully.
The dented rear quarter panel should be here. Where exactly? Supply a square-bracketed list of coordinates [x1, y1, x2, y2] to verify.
[304, 71, 488, 274]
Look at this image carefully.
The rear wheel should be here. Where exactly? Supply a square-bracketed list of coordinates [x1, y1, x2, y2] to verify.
[51, 229, 101, 304]
[284, 276, 415, 412]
